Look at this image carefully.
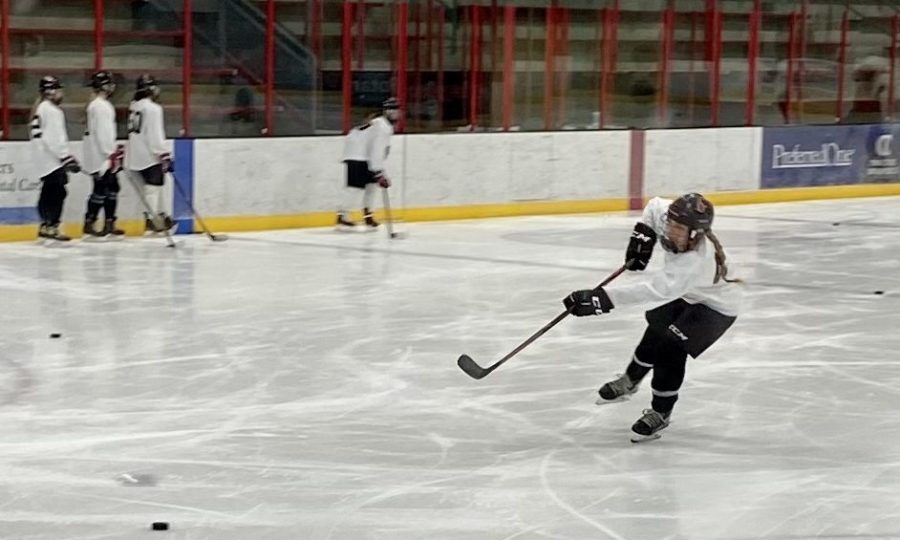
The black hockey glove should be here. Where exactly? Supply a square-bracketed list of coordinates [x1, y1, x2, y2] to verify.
[61, 155, 81, 174]
[563, 288, 614, 317]
[625, 221, 657, 271]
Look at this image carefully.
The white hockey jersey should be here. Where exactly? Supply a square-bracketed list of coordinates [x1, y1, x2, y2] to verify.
[125, 97, 169, 171]
[82, 96, 117, 175]
[30, 100, 71, 178]
[342, 123, 369, 162]
[365, 115, 394, 173]
[605, 197, 743, 317]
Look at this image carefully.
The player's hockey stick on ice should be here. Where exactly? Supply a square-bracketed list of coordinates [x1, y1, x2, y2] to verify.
[170, 172, 228, 242]
[121, 171, 178, 248]
[457, 264, 629, 380]
[381, 187, 403, 239]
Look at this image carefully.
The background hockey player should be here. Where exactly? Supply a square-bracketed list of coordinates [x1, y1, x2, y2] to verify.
[362, 98, 400, 229]
[30, 75, 80, 242]
[125, 74, 174, 234]
[563, 193, 743, 442]
[336, 112, 377, 229]
[82, 70, 125, 237]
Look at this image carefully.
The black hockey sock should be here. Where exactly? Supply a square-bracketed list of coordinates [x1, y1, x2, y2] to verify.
[103, 192, 118, 221]
[86, 195, 104, 222]
[626, 359, 651, 383]
[651, 394, 677, 414]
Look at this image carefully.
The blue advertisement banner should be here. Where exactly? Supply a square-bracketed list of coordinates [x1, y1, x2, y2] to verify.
[761, 124, 900, 188]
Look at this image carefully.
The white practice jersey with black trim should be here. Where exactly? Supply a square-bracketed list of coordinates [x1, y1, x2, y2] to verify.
[30, 100, 71, 178]
[365, 116, 394, 173]
[605, 197, 743, 317]
[82, 96, 117, 175]
[126, 98, 169, 171]
[342, 123, 369, 162]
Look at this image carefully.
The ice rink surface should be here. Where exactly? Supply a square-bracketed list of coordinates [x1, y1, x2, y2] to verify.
[1, 197, 899, 540]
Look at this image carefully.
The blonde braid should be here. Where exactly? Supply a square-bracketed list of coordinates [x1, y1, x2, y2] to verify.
[707, 230, 742, 284]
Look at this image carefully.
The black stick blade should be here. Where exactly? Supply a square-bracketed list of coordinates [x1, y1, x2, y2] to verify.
[457, 354, 489, 379]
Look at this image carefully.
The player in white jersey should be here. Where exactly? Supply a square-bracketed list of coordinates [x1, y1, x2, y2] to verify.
[30, 75, 80, 242]
[125, 74, 174, 234]
[361, 97, 400, 228]
[82, 70, 125, 237]
[563, 193, 743, 442]
[336, 112, 377, 229]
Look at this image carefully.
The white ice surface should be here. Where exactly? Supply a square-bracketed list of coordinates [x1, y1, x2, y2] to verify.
[1, 197, 900, 539]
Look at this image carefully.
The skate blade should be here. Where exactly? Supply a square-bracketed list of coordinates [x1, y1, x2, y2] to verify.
[630, 432, 663, 444]
[81, 235, 108, 242]
[334, 225, 357, 233]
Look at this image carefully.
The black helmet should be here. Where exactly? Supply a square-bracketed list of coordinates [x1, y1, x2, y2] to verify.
[382, 97, 400, 110]
[135, 73, 159, 99]
[39, 75, 63, 94]
[667, 192, 713, 231]
[661, 193, 714, 252]
[90, 70, 116, 95]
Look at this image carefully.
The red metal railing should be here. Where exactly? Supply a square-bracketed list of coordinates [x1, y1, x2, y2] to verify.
[4, 1, 900, 140]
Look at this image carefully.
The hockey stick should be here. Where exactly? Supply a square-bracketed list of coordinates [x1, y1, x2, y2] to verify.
[457, 264, 629, 380]
[120, 171, 177, 248]
[170, 172, 228, 242]
[381, 187, 403, 239]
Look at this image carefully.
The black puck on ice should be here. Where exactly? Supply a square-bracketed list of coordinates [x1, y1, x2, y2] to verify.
[832, 222, 840, 226]
[874, 290, 884, 295]
[49, 333, 61, 339]
[151, 522, 169, 531]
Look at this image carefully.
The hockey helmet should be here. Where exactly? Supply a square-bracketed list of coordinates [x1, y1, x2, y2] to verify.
[382, 97, 400, 110]
[90, 70, 116, 95]
[661, 193, 714, 253]
[39, 75, 63, 94]
[135, 73, 160, 100]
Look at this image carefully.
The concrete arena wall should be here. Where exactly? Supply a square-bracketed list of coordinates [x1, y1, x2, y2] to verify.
[2, 125, 900, 241]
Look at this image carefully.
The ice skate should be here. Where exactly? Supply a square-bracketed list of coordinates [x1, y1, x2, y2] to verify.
[102, 219, 126, 238]
[630, 409, 670, 443]
[46, 225, 71, 242]
[364, 209, 379, 231]
[335, 212, 357, 231]
[596, 373, 640, 405]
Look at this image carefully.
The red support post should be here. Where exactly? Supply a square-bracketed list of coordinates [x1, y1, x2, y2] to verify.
[797, 0, 807, 123]
[414, 2, 422, 130]
[786, 12, 798, 124]
[600, 3, 619, 129]
[342, 1, 353, 134]
[890, 15, 898, 119]
[94, 0, 104, 70]
[835, 9, 848, 122]
[558, 8, 569, 128]
[745, 0, 761, 126]
[397, 2, 408, 133]
[543, 6, 556, 130]
[1, 0, 9, 140]
[490, 0, 498, 74]
[265, 0, 275, 135]
[469, 5, 481, 128]
[502, 5, 515, 131]
[182, 0, 192, 136]
[689, 11, 698, 125]
[357, 0, 365, 69]
[438, 4, 444, 129]
[710, 9, 722, 126]
[657, 8, 674, 127]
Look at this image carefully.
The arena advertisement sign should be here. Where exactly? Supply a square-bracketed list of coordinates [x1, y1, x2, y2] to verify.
[0, 142, 42, 224]
[761, 124, 900, 188]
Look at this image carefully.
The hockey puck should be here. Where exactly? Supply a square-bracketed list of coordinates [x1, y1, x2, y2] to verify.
[151, 522, 169, 531]
[874, 290, 885, 295]
[832, 222, 840, 226]
[49, 333, 61, 339]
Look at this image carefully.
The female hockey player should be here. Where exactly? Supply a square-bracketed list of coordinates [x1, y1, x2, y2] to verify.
[82, 70, 125, 237]
[31, 75, 80, 242]
[563, 193, 743, 442]
[335, 98, 400, 230]
[125, 74, 174, 234]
